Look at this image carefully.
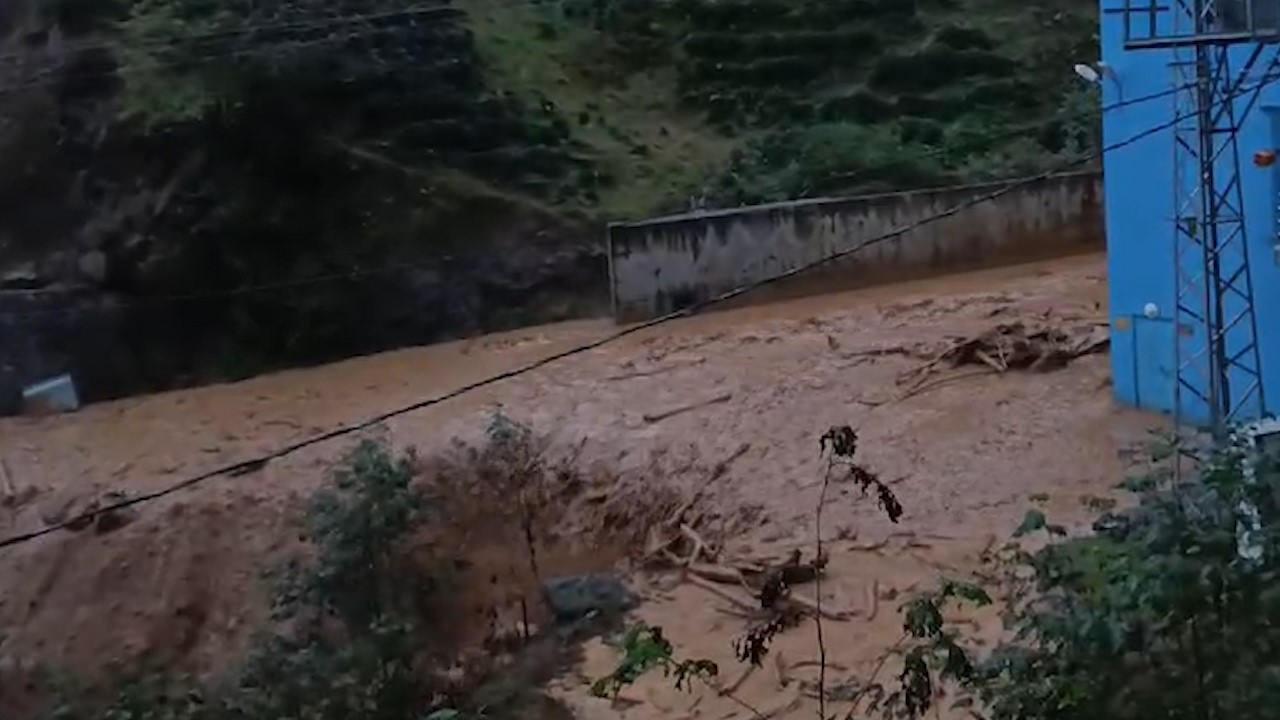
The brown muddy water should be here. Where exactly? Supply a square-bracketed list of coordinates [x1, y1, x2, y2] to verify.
[0, 253, 1164, 720]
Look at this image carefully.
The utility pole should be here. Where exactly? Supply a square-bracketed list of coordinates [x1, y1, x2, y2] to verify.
[1116, 0, 1277, 440]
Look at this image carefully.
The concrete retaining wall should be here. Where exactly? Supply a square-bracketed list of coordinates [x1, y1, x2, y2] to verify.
[607, 171, 1103, 321]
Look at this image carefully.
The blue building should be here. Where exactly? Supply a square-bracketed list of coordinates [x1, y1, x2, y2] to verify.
[1102, 2, 1280, 426]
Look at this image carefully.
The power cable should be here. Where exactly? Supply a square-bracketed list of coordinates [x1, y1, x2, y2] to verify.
[0, 260, 434, 320]
[0, 79, 1205, 308]
[0, 10, 457, 98]
[0, 5, 458, 67]
[830, 81, 1212, 186]
[4, 69, 1273, 552]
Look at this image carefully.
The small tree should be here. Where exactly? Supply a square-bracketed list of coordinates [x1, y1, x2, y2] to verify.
[280, 440, 425, 627]
[46, 440, 433, 720]
[889, 436, 1280, 720]
[241, 440, 430, 720]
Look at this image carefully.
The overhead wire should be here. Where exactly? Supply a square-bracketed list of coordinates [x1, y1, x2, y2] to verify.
[0, 260, 436, 320]
[0, 76, 1207, 312]
[829, 81, 1202, 186]
[0, 9, 464, 320]
[4, 65, 1277, 551]
[0, 5, 458, 68]
[0, 6, 460, 98]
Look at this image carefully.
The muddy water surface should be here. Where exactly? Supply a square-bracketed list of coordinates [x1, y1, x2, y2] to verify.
[0, 253, 1160, 720]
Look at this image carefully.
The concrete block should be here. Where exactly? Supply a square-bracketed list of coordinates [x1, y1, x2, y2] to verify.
[22, 374, 80, 415]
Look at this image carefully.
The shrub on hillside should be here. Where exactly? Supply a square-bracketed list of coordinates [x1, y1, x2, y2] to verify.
[890, 437, 1280, 719]
[714, 122, 951, 203]
[870, 47, 1017, 94]
[46, 441, 437, 720]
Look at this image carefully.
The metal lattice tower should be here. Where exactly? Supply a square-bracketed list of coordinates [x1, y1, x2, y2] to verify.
[1173, 43, 1269, 433]
[1115, 0, 1279, 437]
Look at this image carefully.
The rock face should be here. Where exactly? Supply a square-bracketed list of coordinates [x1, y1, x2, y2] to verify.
[0, 215, 606, 415]
[542, 574, 635, 622]
[0, 0, 607, 416]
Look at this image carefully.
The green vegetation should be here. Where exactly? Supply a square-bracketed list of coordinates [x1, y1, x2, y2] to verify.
[0, 0, 1099, 396]
[589, 622, 717, 699]
[33, 415, 653, 720]
[464, 0, 1102, 206]
[457, 0, 739, 217]
[886, 437, 1280, 719]
[45, 441, 438, 720]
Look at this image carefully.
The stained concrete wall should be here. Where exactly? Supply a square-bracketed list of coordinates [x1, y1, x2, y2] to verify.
[608, 171, 1103, 321]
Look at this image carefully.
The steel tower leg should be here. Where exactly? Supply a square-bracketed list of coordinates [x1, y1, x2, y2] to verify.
[1173, 44, 1268, 447]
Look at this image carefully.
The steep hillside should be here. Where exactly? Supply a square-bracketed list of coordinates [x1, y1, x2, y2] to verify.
[459, 0, 1099, 208]
[0, 0, 1098, 409]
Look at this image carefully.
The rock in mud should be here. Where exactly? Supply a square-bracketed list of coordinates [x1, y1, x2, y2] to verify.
[542, 574, 635, 622]
[93, 491, 137, 534]
[38, 487, 97, 530]
[37, 488, 136, 533]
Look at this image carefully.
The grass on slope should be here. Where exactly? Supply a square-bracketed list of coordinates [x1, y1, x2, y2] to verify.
[456, 0, 740, 220]
[456, 0, 1098, 215]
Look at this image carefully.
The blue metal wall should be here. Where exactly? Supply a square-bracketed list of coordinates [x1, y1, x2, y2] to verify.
[1102, 10, 1280, 424]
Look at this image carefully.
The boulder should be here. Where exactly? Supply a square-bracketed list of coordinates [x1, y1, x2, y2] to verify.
[37, 488, 135, 533]
[542, 573, 634, 622]
[93, 491, 137, 534]
[38, 487, 97, 530]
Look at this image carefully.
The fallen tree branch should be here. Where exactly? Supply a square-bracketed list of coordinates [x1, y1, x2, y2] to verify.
[689, 563, 746, 585]
[681, 524, 714, 564]
[606, 357, 706, 381]
[838, 345, 919, 363]
[897, 341, 964, 385]
[974, 349, 1006, 372]
[729, 686, 802, 720]
[792, 659, 849, 671]
[720, 664, 755, 695]
[643, 392, 734, 424]
[774, 651, 790, 688]
[687, 574, 759, 612]
[842, 634, 909, 720]
[0, 458, 14, 499]
[786, 591, 856, 622]
[711, 442, 753, 480]
[847, 538, 890, 553]
[866, 579, 880, 622]
[687, 570, 852, 620]
[895, 368, 999, 403]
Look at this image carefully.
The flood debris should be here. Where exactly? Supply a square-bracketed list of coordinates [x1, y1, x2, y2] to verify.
[851, 319, 1111, 407]
[661, 542, 856, 623]
[729, 685, 801, 720]
[607, 355, 706, 381]
[642, 391, 734, 424]
[37, 487, 137, 534]
[899, 321, 1109, 389]
[0, 457, 16, 506]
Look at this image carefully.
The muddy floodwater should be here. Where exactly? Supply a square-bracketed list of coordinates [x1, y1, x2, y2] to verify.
[0, 253, 1161, 720]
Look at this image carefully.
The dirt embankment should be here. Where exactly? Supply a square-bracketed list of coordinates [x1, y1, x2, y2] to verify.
[0, 253, 1159, 719]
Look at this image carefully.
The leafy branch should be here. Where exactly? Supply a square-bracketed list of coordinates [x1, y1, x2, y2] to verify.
[591, 623, 718, 699]
[866, 579, 990, 719]
[813, 425, 904, 718]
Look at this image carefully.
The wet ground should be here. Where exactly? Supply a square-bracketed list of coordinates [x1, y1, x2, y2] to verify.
[0, 252, 1162, 719]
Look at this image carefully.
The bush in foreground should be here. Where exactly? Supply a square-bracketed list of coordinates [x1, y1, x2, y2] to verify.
[897, 437, 1280, 720]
